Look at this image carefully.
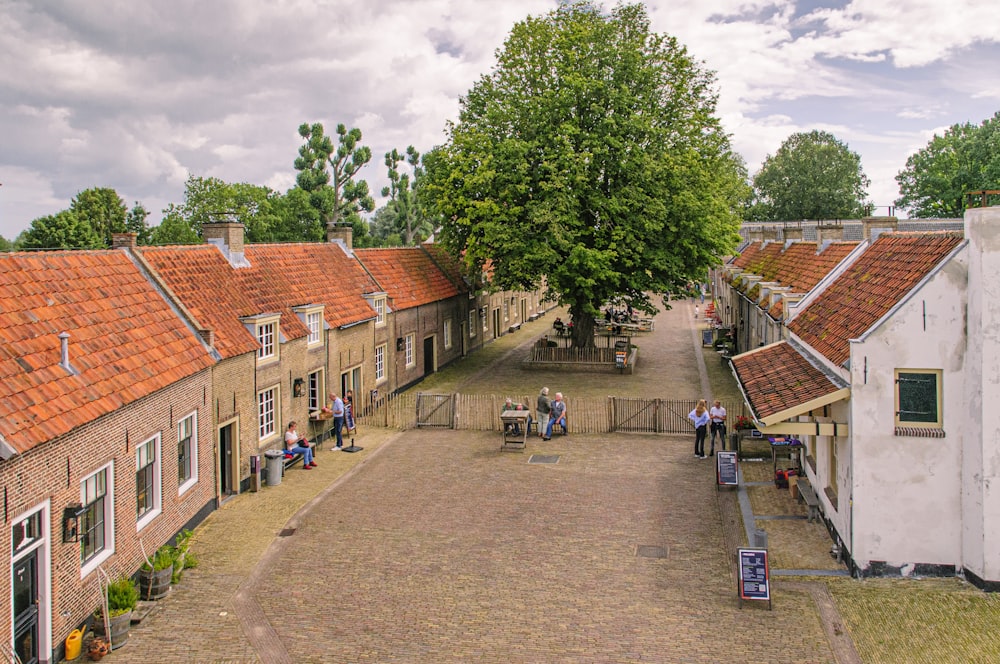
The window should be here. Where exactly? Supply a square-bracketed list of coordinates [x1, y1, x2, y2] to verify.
[177, 412, 198, 494]
[308, 369, 323, 411]
[375, 344, 386, 382]
[306, 311, 322, 346]
[469, 310, 476, 338]
[374, 297, 386, 327]
[258, 385, 278, 440]
[481, 307, 488, 332]
[895, 370, 942, 427]
[503, 301, 509, 322]
[81, 464, 114, 574]
[136, 434, 161, 530]
[405, 334, 414, 367]
[257, 321, 276, 360]
[444, 319, 452, 349]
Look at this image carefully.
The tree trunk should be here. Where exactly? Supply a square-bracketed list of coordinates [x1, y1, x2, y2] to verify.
[569, 307, 595, 348]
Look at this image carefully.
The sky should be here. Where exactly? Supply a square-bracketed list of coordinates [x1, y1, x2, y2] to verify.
[2, 0, 999, 240]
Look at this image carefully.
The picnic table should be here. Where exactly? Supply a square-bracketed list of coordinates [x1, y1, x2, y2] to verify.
[500, 410, 530, 452]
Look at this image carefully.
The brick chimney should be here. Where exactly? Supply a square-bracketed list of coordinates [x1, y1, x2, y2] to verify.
[203, 220, 250, 268]
[327, 223, 353, 250]
[112, 233, 137, 249]
[862, 216, 898, 241]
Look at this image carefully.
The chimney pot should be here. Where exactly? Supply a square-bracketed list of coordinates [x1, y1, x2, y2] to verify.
[58, 331, 71, 372]
[327, 223, 353, 250]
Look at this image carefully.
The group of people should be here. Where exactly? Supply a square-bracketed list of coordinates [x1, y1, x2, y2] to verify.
[535, 387, 567, 440]
[283, 390, 358, 470]
[687, 399, 727, 458]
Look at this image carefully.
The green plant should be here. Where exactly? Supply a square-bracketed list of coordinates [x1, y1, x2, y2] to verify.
[141, 545, 175, 572]
[105, 577, 139, 617]
[734, 414, 757, 431]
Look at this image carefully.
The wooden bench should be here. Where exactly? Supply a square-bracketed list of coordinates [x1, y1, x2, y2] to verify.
[796, 479, 821, 523]
[508, 323, 522, 333]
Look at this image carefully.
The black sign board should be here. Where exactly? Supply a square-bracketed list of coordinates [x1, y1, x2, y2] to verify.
[701, 328, 713, 347]
[738, 548, 771, 609]
[716, 451, 738, 488]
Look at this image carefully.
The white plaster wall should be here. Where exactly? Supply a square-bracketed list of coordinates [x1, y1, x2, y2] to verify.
[964, 208, 1000, 583]
[848, 248, 967, 571]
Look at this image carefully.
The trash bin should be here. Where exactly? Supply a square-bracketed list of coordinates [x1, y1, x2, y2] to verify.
[264, 450, 285, 487]
[753, 528, 768, 549]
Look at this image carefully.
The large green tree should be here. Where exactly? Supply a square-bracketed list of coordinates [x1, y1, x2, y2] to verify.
[420, 1, 746, 347]
[748, 130, 870, 221]
[294, 122, 375, 243]
[895, 112, 1000, 218]
[69, 187, 127, 247]
[20, 210, 103, 250]
[125, 201, 153, 245]
[0, 235, 12, 252]
[381, 146, 432, 245]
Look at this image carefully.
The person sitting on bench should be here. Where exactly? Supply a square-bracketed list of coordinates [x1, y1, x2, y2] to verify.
[285, 421, 316, 469]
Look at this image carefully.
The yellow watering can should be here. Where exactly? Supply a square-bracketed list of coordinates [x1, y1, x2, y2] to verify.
[65, 628, 83, 660]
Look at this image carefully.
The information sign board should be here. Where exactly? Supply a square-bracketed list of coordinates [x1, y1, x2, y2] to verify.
[716, 451, 738, 488]
[738, 547, 771, 609]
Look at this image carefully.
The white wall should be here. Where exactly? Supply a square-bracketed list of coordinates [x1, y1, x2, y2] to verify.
[848, 245, 968, 572]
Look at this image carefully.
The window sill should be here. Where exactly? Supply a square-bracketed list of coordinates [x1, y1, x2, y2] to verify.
[178, 477, 198, 497]
[81, 549, 114, 580]
[136, 507, 162, 533]
[894, 426, 945, 438]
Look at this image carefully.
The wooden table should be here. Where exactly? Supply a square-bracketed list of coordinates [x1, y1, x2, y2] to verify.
[500, 410, 530, 452]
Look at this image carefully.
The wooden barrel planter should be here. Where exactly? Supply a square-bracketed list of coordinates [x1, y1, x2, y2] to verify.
[138, 565, 172, 600]
[94, 611, 133, 649]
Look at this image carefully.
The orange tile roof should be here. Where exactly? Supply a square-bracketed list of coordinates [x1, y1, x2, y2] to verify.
[139, 243, 382, 360]
[0, 251, 214, 455]
[731, 342, 843, 420]
[733, 241, 859, 292]
[789, 233, 963, 367]
[355, 246, 463, 311]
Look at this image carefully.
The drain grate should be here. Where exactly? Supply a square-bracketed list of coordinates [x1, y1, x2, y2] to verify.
[636, 545, 668, 559]
[278, 528, 296, 537]
[529, 455, 560, 464]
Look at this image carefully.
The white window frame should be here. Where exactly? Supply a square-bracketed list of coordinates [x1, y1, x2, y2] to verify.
[375, 344, 386, 383]
[444, 319, 452, 349]
[258, 385, 279, 441]
[257, 321, 276, 360]
[306, 311, 322, 346]
[469, 310, 476, 338]
[177, 411, 198, 496]
[405, 334, 414, 367]
[374, 297, 386, 327]
[481, 307, 488, 332]
[80, 463, 115, 578]
[308, 369, 324, 412]
[136, 433, 162, 532]
[503, 301, 509, 322]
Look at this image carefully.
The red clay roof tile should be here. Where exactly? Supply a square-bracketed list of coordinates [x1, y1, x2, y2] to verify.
[731, 342, 843, 420]
[355, 245, 463, 310]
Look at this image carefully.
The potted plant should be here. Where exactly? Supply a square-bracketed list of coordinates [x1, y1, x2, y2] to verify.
[734, 414, 758, 435]
[171, 529, 196, 584]
[87, 636, 110, 661]
[138, 545, 174, 600]
[94, 576, 138, 649]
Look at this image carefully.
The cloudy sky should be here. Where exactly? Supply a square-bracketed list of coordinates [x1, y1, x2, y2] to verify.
[2, 0, 999, 240]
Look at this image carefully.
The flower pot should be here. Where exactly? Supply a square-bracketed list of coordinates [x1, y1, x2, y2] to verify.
[94, 611, 133, 649]
[87, 637, 109, 661]
[138, 564, 172, 600]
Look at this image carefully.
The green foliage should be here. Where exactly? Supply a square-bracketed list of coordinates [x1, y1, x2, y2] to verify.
[420, 1, 745, 347]
[294, 122, 375, 242]
[151, 205, 202, 245]
[20, 210, 104, 250]
[895, 112, 1000, 218]
[105, 576, 139, 616]
[749, 130, 871, 221]
[141, 545, 175, 572]
[69, 187, 128, 247]
[125, 201, 154, 245]
[381, 146, 433, 245]
[0, 235, 11, 252]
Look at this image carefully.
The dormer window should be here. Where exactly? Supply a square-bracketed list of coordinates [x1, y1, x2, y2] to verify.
[374, 297, 386, 327]
[293, 305, 325, 349]
[242, 313, 283, 366]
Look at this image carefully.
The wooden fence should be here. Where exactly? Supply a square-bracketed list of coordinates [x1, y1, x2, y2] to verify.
[355, 393, 747, 435]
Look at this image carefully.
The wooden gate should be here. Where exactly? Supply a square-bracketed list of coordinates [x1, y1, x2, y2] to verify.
[416, 393, 454, 428]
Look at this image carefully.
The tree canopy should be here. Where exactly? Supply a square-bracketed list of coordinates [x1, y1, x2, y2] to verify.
[748, 130, 870, 221]
[895, 111, 1000, 218]
[69, 187, 128, 246]
[20, 210, 103, 250]
[294, 122, 375, 244]
[420, 1, 746, 346]
[380, 146, 433, 245]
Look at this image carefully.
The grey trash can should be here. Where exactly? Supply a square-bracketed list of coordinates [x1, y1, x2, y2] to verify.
[264, 450, 285, 487]
[753, 528, 768, 549]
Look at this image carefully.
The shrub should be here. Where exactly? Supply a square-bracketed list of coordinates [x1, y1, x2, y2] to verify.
[105, 577, 139, 617]
[141, 545, 175, 572]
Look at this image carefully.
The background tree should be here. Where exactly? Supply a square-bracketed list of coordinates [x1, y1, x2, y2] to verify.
[150, 205, 202, 245]
[69, 187, 127, 246]
[368, 205, 402, 246]
[0, 235, 11, 252]
[125, 202, 153, 245]
[294, 122, 375, 244]
[421, 1, 746, 347]
[268, 187, 325, 242]
[20, 210, 103, 250]
[895, 112, 1000, 218]
[748, 130, 870, 221]
[382, 146, 432, 245]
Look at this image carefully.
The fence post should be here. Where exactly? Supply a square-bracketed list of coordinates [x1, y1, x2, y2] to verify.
[608, 396, 616, 433]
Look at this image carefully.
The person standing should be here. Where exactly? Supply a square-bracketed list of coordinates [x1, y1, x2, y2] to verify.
[328, 392, 345, 451]
[545, 392, 567, 440]
[285, 422, 316, 469]
[709, 400, 727, 456]
[688, 399, 710, 458]
[536, 387, 551, 438]
[343, 389, 355, 434]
